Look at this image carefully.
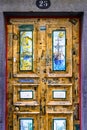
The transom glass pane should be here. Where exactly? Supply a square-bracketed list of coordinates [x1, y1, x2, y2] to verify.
[20, 118, 33, 130]
[52, 30, 66, 71]
[20, 30, 33, 71]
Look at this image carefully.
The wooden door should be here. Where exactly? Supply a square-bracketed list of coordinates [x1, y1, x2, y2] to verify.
[6, 17, 80, 130]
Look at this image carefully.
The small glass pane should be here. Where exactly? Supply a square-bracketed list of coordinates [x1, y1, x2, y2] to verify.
[74, 124, 80, 130]
[52, 30, 66, 71]
[20, 90, 33, 99]
[20, 31, 33, 71]
[53, 119, 66, 130]
[53, 90, 66, 99]
[20, 118, 33, 130]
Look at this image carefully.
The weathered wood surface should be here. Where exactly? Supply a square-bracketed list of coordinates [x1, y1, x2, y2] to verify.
[7, 18, 80, 130]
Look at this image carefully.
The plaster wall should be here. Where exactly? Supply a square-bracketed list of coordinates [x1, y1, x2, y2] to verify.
[0, 0, 87, 130]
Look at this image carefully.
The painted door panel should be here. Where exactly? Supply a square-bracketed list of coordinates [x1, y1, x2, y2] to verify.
[6, 18, 80, 130]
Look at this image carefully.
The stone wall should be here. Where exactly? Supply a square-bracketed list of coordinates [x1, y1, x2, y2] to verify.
[0, 0, 87, 130]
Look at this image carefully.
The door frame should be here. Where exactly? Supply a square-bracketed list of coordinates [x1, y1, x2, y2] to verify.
[5, 12, 82, 130]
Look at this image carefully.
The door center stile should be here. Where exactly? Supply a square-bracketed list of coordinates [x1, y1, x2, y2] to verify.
[38, 27, 47, 129]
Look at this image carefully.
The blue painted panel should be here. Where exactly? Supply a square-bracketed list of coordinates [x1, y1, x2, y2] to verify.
[18, 79, 34, 83]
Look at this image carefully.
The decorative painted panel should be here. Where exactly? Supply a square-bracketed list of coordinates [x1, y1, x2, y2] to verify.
[53, 118, 66, 130]
[20, 30, 33, 71]
[46, 23, 72, 77]
[52, 30, 66, 71]
[12, 23, 38, 77]
[20, 118, 33, 130]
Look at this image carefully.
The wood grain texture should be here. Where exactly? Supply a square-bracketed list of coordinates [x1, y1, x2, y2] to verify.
[7, 18, 80, 130]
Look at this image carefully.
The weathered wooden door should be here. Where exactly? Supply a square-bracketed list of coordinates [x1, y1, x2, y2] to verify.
[6, 17, 80, 130]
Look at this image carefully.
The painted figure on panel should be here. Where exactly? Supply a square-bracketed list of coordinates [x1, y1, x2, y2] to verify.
[20, 31, 33, 71]
[53, 31, 66, 71]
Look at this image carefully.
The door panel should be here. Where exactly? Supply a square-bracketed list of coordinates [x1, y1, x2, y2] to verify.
[13, 113, 39, 130]
[47, 84, 72, 105]
[12, 24, 38, 77]
[6, 17, 80, 130]
[48, 113, 73, 130]
[13, 84, 39, 106]
[46, 22, 72, 77]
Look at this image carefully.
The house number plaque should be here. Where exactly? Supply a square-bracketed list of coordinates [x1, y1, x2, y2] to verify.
[36, 0, 51, 9]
